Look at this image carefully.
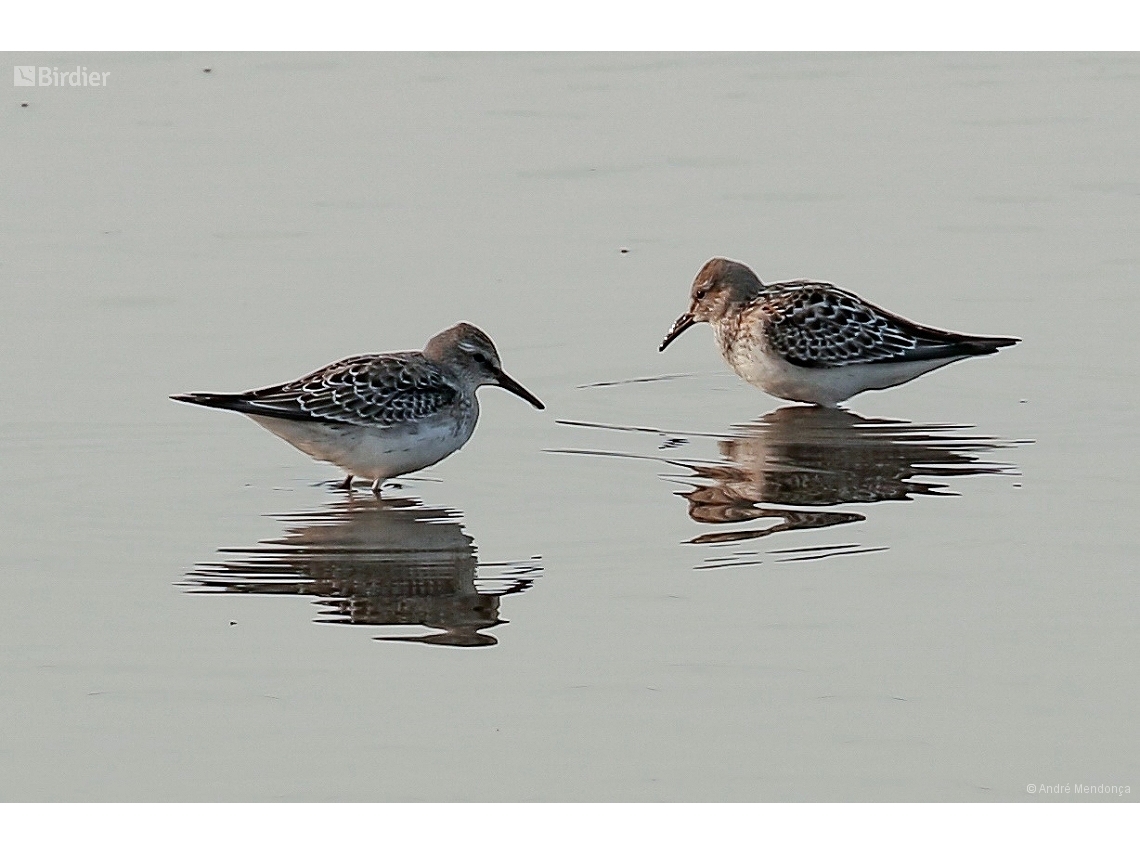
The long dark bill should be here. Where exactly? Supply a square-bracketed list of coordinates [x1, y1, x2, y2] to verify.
[659, 312, 696, 352]
[496, 370, 545, 409]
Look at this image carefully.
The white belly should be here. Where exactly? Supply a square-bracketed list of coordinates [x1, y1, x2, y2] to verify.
[725, 338, 967, 406]
[248, 411, 477, 482]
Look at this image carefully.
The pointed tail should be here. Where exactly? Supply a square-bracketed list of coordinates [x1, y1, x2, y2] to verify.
[956, 336, 1020, 356]
[170, 392, 251, 412]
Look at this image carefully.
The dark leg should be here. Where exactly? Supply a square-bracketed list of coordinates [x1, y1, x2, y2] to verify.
[370, 478, 382, 495]
[338, 474, 353, 490]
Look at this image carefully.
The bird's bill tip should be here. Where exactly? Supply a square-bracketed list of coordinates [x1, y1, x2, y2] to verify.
[496, 371, 545, 409]
[659, 312, 696, 352]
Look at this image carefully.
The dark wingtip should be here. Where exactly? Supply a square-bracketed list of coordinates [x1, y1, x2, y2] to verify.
[171, 391, 244, 411]
[963, 336, 1020, 355]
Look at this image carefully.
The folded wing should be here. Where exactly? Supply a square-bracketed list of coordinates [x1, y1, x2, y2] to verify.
[763, 281, 1018, 369]
[173, 353, 459, 426]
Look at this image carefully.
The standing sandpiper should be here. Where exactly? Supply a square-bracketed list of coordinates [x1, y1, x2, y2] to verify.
[660, 258, 1018, 406]
[173, 323, 544, 492]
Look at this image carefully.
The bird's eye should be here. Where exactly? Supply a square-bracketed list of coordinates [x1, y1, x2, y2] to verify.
[472, 353, 488, 365]
[695, 287, 709, 301]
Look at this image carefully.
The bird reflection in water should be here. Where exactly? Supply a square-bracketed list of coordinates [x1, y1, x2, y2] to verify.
[557, 404, 1020, 564]
[680, 407, 1016, 557]
[187, 497, 541, 647]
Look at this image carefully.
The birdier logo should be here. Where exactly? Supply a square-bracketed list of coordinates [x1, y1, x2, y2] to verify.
[13, 65, 110, 87]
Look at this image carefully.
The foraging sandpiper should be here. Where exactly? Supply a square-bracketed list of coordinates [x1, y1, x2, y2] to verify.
[173, 323, 544, 492]
[660, 258, 1018, 406]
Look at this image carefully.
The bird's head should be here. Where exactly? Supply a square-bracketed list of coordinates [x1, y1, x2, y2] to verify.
[659, 258, 764, 351]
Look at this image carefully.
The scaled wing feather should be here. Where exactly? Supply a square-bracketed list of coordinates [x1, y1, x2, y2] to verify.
[762, 282, 964, 368]
[243, 354, 458, 426]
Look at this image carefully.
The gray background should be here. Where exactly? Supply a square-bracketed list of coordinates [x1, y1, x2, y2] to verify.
[1, 53, 1136, 800]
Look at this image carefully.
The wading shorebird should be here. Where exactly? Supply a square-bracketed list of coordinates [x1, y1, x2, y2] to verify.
[173, 323, 544, 492]
[660, 258, 1018, 406]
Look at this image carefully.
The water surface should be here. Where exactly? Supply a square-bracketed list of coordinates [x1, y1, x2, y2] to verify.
[1, 52, 1137, 801]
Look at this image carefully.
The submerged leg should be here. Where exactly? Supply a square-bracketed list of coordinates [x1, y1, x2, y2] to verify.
[338, 474, 353, 491]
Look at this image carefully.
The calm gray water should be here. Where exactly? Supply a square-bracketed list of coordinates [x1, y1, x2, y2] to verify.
[1, 52, 1137, 801]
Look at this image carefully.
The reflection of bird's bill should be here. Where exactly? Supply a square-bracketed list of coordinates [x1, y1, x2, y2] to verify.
[495, 369, 544, 409]
[686, 509, 866, 544]
[375, 628, 500, 647]
[659, 312, 696, 352]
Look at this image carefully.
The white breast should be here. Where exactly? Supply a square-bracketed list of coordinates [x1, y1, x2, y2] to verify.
[248, 404, 479, 481]
[717, 325, 967, 406]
